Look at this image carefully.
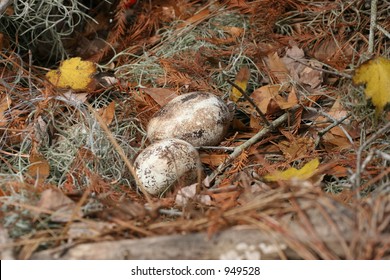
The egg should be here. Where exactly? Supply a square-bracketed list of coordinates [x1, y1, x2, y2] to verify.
[134, 138, 200, 195]
[147, 92, 233, 147]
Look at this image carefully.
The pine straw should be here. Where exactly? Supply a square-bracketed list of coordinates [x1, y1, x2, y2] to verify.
[114, 5, 262, 94]
[2, 181, 390, 259]
[1, 0, 390, 259]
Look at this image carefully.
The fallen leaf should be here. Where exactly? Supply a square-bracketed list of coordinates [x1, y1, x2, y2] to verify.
[99, 101, 116, 125]
[62, 90, 89, 104]
[28, 151, 50, 183]
[322, 132, 353, 151]
[251, 84, 296, 114]
[264, 158, 320, 181]
[230, 66, 250, 102]
[275, 87, 298, 109]
[36, 189, 83, 222]
[142, 88, 178, 107]
[46, 57, 96, 91]
[0, 95, 11, 127]
[266, 52, 290, 85]
[282, 46, 323, 89]
[353, 56, 390, 114]
[312, 38, 354, 70]
[251, 85, 280, 114]
[276, 137, 315, 161]
[299, 61, 323, 89]
[221, 26, 244, 37]
[175, 184, 211, 206]
[177, 8, 210, 28]
[200, 153, 228, 167]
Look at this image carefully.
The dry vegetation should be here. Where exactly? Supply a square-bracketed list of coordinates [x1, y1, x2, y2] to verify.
[0, 0, 390, 259]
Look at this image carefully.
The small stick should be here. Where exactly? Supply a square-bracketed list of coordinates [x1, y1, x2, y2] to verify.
[315, 113, 352, 147]
[87, 104, 153, 205]
[353, 121, 390, 195]
[368, 0, 378, 54]
[208, 104, 300, 186]
[227, 79, 270, 126]
[376, 25, 390, 40]
[197, 146, 235, 151]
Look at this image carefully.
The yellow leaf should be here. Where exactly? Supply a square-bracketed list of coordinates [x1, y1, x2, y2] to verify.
[230, 66, 250, 102]
[46, 57, 96, 91]
[353, 56, 390, 114]
[264, 158, 320, 181]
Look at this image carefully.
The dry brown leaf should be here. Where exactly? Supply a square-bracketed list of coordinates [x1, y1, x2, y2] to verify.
[0, 95, 11, 127]
[221, 26, 245, 37]
[200, 153, 228, 167]
[62, 90, 89, 104]
[251, 85, 296, 115]
[275, 87, 298, 109]
[282, 46, 323, 89]
[312, 38, 354, 69]
[327, 165, 348, 177]
[251, 85, 281, 114]
[299, 61, 323, 89]
[27, 151, 50, 183]
[36, 189, 83, 222]
[175, 184, 211, 207]
[266, 52, 290, 85]
[99, 101, 116, 125]
[142, 88, 178, 107]
[322, 133, 352, 151]
[326, 98, 348, 120]
[276, 137, 315, 161]
[177, 8, 210, 28]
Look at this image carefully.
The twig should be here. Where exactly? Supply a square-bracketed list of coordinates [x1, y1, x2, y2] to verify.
[376, 25, 390, 40]
[368, 0, 378, 54]
[87, 104, 153, 205]
[197, 146, 235, 151]
[227, 79, 270, 126]
[305, 107, 354, 147]
[315, 113, 352, 147]
[352, 121, 390, 195]
[207, 104, 301, 186]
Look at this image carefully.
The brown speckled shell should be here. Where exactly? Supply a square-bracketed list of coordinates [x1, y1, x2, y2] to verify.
[147, 92, 232, 146]
[134, 138, 200, 195]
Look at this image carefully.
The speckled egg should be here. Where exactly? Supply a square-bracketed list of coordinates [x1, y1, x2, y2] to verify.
[147, 92, 233, 147]
[134, 138, 200, 195]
